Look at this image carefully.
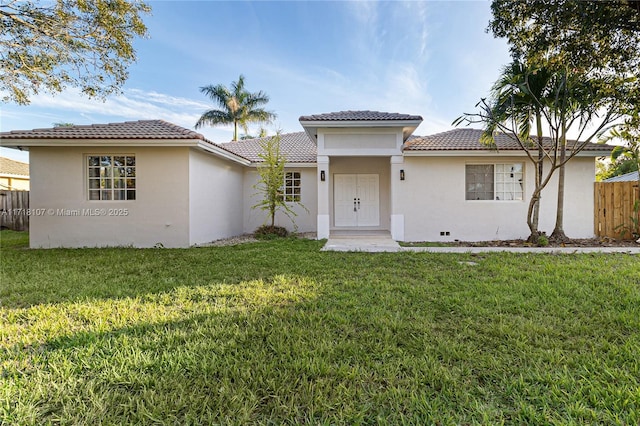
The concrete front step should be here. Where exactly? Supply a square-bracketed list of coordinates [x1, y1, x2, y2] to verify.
[322, 236, 400, 252]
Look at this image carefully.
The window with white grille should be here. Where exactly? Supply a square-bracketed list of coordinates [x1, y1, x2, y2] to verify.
[87, 155, 136, 201]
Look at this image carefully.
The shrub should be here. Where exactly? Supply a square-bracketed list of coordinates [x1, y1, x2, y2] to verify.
[536, 235, 549, 247]
[254, 225, 289, 239]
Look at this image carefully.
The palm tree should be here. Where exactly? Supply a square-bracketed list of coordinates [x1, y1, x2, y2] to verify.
[195, 75, 276, 141]
[458, 61, 629, 243]
[548, 69, 610, 242]
[481, 60, 552, 242]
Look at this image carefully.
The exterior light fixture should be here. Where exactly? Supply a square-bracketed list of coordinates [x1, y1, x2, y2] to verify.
[400, 169, 405, 181]
[320, 170, 326, 181]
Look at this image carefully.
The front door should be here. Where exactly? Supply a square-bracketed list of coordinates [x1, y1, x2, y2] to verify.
[334, 174, 380, 227]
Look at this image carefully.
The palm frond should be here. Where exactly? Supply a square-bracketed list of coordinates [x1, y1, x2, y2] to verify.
[195, 109, 233, 129]
[245, 108, 276, 123]
[196, 74, 275, 139]
[199, 84, 231, 110]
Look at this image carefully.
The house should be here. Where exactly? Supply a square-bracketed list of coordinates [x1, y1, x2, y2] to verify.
[0, 157, 30, 190]
[603, 171, 639, 182]
[0, 111, 611, 248]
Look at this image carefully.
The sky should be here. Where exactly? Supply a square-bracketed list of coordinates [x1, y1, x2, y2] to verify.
[0, 0, 512, 163]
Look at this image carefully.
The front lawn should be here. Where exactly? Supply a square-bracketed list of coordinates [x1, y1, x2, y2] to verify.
[1, 231, 639, 424]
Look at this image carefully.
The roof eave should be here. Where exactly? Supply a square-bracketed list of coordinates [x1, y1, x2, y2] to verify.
[195, 141, 252, 165]
[299, 119, 422, 128]
[300, 119, 423, 144]
[0, 172, 29, 178]
[0, 138, 203, 147]
[248, 161, 317, 167]
[403, 149, 612, 157]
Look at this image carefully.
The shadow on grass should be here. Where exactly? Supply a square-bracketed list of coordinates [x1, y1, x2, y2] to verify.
[0, 237, 332, 308]
[5, 272, 510, 424]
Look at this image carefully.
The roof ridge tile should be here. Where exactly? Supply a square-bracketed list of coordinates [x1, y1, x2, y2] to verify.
[299, 110, 423, 121]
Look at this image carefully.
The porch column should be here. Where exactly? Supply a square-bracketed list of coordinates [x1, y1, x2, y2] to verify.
[390, 155, 405, 241]
[317, 155, 330, 239]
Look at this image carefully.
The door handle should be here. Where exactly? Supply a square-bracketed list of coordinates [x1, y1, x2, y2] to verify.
[354, 198, 357, 212]
[357, 198, 360, 209]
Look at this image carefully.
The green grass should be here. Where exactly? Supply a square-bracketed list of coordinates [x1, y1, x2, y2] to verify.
[0, 229, 29, 248]
[1, 231, 639, 424]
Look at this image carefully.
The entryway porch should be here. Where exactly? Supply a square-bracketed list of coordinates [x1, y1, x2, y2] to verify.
[321, 230, 401, 252]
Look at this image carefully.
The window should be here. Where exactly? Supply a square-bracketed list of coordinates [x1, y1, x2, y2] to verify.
[283, 171, 301, 202]
[87, 155, 136, 200]
[466, 165, 494, 200]
[466, 163, 523, 201]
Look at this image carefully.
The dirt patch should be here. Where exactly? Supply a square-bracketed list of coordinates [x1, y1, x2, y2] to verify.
[198, 232, 317, 247]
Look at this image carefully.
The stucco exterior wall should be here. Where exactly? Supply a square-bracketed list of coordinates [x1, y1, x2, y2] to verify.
[0, 176, 29, 191]
[188, 149, 245, 245]
[329, 156, 391, 231]
[317, 128, 403, 157]
[401, 155, 596, 241]
[243, 167, 317, 233]
[29, 146, 190, 248]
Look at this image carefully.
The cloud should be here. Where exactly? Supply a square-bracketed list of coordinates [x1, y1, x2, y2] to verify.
[0, 87, 243, 142]
[20, 88, 215, 132]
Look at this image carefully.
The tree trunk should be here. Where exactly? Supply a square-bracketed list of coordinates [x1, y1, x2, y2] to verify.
[526, 163, 543, 243]
[233, 120, 238, 141]
[530, 158, 542, 239]
[529, 114, 544, 242]
[526, 188, 541, 243]
[551, 133, 569, 242]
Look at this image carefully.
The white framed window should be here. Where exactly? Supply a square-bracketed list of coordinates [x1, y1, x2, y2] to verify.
[87, 155, 136, 201]
[466, 163, 523, 201]
[283, 171, 301, 202]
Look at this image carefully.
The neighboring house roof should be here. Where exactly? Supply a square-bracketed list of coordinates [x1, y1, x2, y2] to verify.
[0, 157, 29, 177]
[299, 110, 423, 121]
[221, 132, 317, 163]
[603, 171, 639, 182]
[404, 128, 613, 153]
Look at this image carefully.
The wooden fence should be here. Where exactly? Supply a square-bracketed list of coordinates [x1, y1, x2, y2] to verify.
[0, 190, 29, 231]
[594, 181, 639, 239]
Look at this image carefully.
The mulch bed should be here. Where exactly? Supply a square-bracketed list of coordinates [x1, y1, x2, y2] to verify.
[449, 237, 640, 248]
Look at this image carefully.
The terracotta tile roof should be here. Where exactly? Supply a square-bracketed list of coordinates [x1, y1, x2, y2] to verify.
[0, 120, 205, 140]
[0, 120, 251, 162]
[299, 110, 423, 122]
[404, 128, 613, 152]
[221, 132, 316, 163]
[0, 157, 29, 176]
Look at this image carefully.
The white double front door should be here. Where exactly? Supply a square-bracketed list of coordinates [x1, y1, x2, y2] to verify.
[334, 174, 380, 227]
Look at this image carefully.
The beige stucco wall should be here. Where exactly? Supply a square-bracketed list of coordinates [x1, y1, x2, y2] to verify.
[318, 128, 403, 157]
[0, 176, 29, 190]
[401, 155, 597, 241]
[29, 146, 190, 248]
[243, 167, 317, 233]
[25, 143, 599, 246]
[329, 156, 391, 231]
[189, 148, 245, 245]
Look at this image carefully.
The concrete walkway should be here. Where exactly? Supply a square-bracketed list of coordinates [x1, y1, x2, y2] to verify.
[322, 235, 640, 254]
[402, 246, 640, 254]
[322, 235, 401, 252]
